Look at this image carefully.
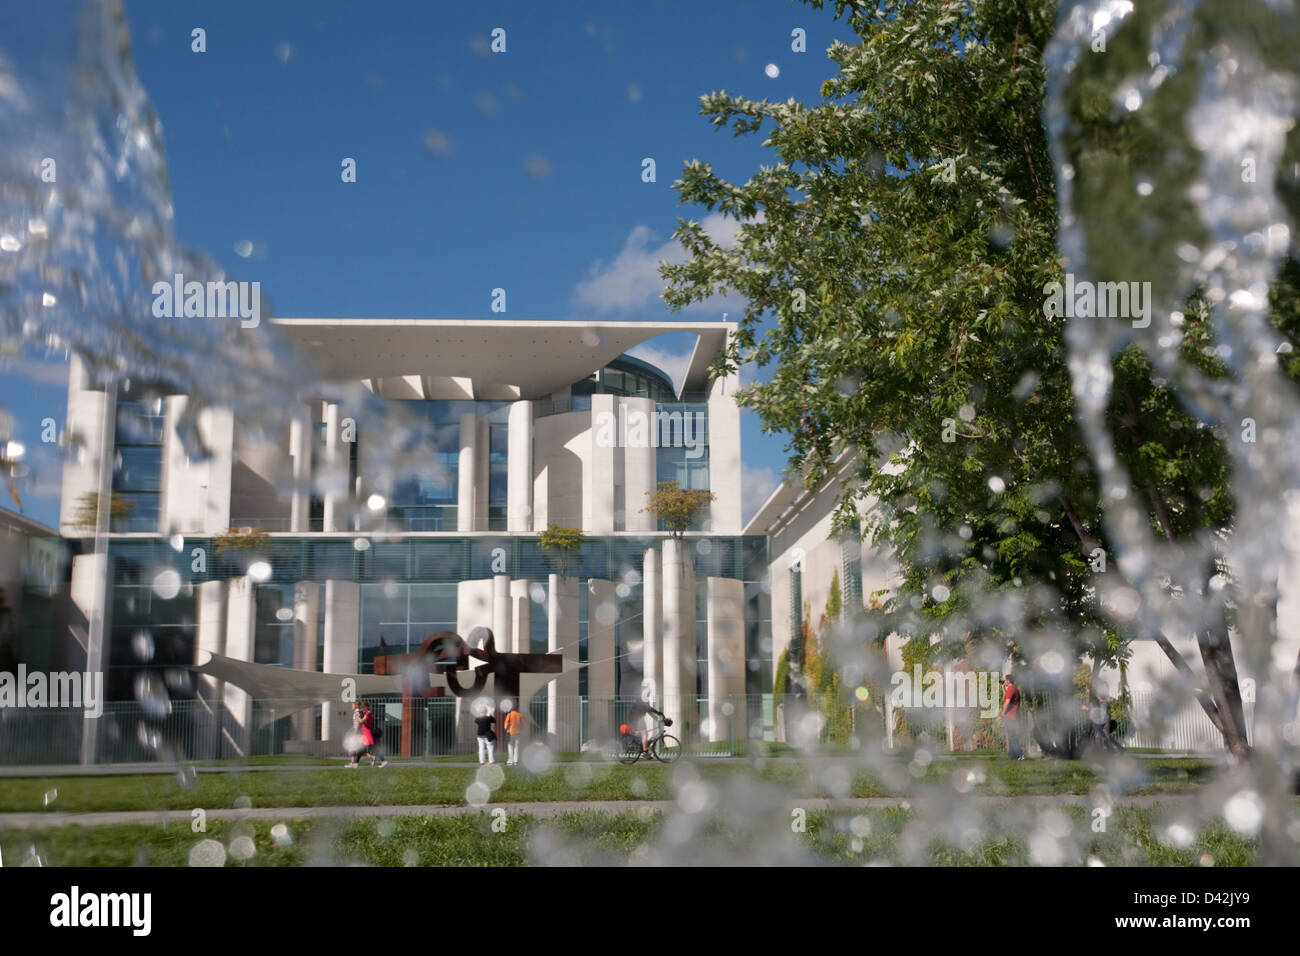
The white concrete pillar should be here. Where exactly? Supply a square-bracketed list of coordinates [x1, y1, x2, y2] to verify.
[662, 538, 686, 736]
[707, 577, 746, 742]
[707, 361, 743, 533]
[224, 576, 257, 755]
[492, 574, 511, 650]
[456, 578, 494, 746]
[288, 412, 312, 533]
[587, 578, 617, 742]
[547, 573, 580, 750]
[158, 396, 233, 535]
[588, 394, 615, 534]
[195, 579, 227, 703]
[322, 403, 343, 532]
[321, 579, 360, 743]
[642, 548, 662, 706]
[510, 579, 531, 654]
[292, 581, 320, 741]
[623, 397, 657, 532]
[458, 411, 477, 533]
[507, 400, 534, 532]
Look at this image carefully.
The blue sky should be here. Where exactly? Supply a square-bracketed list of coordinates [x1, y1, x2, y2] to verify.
[3, 0, 859, 528]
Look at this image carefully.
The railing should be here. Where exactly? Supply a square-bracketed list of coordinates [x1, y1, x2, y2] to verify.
[3, 688, 1247, 766]
[0, 694, 752, 766]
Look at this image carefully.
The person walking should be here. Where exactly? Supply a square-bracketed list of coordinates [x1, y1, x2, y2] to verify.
[345, 700, 365, 768]
[1002, 674, 1024, 760]
[502, 700, 523, 766]
[359, 701, 387, 767]
[474, 707, 497, 764]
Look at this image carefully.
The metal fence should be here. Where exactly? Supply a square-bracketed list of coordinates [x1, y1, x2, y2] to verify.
[0, 693, 756, 766]
[1, 687, 1254, 765]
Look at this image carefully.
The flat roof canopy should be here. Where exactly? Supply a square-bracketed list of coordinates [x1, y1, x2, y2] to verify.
[272, 318, 733, 400]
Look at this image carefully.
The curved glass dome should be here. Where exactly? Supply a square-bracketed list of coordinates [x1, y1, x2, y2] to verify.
[572, 353, 676, 402]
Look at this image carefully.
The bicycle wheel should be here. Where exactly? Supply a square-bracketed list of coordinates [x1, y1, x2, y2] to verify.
[616, 736, 642, 765]
[654, 734, 682, 763]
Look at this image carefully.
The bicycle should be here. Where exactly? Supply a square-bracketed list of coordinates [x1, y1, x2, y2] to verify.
[616, 718, 681, 764]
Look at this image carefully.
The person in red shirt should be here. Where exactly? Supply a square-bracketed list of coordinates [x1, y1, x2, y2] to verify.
[1002, 674, 1024, 759]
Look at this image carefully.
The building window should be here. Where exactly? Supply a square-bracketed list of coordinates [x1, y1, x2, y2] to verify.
[111, 396, 165, 532]
[488, 422, 508, 531]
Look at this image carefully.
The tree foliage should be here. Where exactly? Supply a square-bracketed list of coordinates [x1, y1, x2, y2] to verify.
[662, 0, 1300, 757]
[643, 480, 715, 536]
[213, 526, 272, 555]
[68, 491, 133, 530]
[538, 523, 584, 577]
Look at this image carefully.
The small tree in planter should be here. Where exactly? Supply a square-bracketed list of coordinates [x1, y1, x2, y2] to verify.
[214, 526, 273, 555]
[69, 491, 134, 530]
[642, 480, 715, 536]
[538, 523, 584, 579]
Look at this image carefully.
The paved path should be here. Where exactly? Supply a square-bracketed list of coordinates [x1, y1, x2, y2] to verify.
[0, 793, 1208, 830]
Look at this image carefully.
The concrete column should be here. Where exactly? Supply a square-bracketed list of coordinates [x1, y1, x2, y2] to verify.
[321, 579, 360, 743]
[642, 548, 662, 706]
[322, 403, 343, 532]
[510, 579, 531, 655]
[623, 397, 657, 532]
[224, 576, 257, 755]
[707, 362, 743, 533]
[662, 538, 686, 736]
[707, 577, 747, 742]
[157, 396, 233, 535]
[475, 418, 490, 530]
[195, 579, 227, 704]
[292, 581, 320, 741]
[458, 411, 477, 533]
[507, 400, 534, 532]
[492, 574, 511, 650]
[456, 578, 494, 747]
[289, 412, 312, 532]
[587, 578, 616, 742]
[547, 573, 580, 750]
[588, 394, 615, 534]
[195, 579, 226, 758]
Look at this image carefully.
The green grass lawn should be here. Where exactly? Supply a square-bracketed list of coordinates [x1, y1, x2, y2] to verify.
[0, 756, 1222, 814]
[0, 805, 1258, 867]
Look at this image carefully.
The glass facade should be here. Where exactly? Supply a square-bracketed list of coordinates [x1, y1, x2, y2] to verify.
[110, 393, 165, 532]
[654, 403, 711, 531]
[385, 400, 508, 530]
[99, 534, 770, 698]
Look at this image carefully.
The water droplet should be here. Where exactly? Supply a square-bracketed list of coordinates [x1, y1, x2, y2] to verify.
[189, 839, 227, 867]
[151, 568, 181, 599]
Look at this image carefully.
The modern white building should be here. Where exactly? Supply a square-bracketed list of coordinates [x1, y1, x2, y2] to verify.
[55, 319, 770, 758]
[753, 452, 1300, 752]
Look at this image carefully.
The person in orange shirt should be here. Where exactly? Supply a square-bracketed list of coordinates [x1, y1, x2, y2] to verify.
[502, 699, 524, 766]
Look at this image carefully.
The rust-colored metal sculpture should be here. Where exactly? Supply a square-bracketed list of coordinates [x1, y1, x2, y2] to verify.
[374, 627, 562, 756]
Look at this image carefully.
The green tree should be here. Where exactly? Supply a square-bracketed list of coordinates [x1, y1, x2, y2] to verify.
[538, 524, 584, 578]
[643, 480, 715, 536]
[213, 526, 272, 555]
[68, 491, 133, 530]
[662, 0, 1297, 757]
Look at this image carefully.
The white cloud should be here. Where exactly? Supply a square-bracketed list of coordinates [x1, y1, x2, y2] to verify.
[742, 462, 782, 526]
[3, 358, 69, 389]
[624, 342, 692, 394]
[573, 213, 755, 315]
